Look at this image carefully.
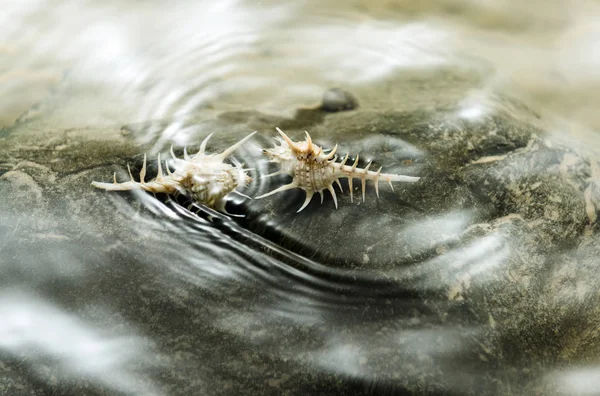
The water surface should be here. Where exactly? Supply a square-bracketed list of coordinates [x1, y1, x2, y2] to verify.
[2, 1, 600, 395]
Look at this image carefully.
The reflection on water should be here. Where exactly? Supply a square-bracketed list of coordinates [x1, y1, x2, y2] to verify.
[2, 0, 600, 395]
[0, 291, 161, 395]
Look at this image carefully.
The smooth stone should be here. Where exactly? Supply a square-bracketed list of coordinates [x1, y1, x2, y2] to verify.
[320, 87, 359, 112]
[2, 96, 599, 394]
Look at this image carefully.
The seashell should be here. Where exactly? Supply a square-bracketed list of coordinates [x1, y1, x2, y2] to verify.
[91, 132, 256, 212]
[256, 128, 420, 212]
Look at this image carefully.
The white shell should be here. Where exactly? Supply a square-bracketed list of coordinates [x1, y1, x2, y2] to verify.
[257, 128, 420, 212]
[92, 132, 256, 211]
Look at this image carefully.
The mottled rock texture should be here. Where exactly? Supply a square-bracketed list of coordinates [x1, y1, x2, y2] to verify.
[1, 93, 599, 395]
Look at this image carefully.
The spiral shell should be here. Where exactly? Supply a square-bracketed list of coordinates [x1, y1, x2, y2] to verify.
[257, 128, 420, 212]
[91, 132, 256, 212]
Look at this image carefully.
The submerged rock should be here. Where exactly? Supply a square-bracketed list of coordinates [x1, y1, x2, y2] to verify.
[2, 93, 600, 395]
[238, 105, 600, 393]
[320, 87, 359, 112]
[245, 107, 590, 267]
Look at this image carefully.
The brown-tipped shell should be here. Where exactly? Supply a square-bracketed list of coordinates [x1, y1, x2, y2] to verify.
[258, 128, 420, 212]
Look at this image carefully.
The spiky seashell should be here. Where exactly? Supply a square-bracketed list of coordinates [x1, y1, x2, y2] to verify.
[91, 132, 256, 212]
[256, 128, 420, 212]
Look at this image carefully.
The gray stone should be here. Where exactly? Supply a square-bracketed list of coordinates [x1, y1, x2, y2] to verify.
[320, 87, 359, 112]
[1, 94, 600, 395]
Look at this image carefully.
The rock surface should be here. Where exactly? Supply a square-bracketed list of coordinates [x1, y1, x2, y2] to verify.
[1, 89, 600, 395]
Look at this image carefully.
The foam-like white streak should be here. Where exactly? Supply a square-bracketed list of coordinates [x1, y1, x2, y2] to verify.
[550, 367, 600, 395]
[0, 291, 163, 396]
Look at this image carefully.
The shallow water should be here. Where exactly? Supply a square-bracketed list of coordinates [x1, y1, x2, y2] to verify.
[2, 1, 600, 395]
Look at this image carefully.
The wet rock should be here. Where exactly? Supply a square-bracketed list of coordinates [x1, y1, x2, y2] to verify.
[245, 108, 585, 268]
[2, 95, 600, 395]
[237, 104, 600, 393]
[0, 170, 45, 210]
